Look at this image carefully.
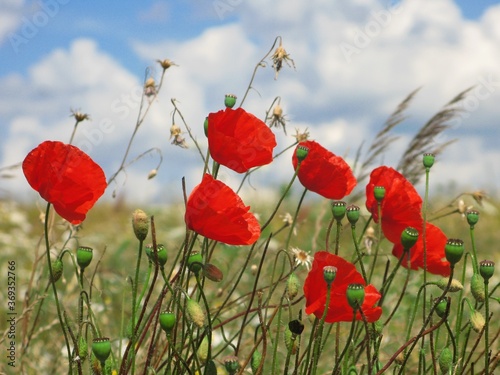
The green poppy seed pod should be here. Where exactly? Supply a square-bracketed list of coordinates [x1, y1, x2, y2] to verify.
[444, 239, 464, 266]
[479, 260, 495, 281]
[438, 347, 453, 375]
[79, 336, 88, 361]
[91, 337, 111, 363]
[423, 153, 435, 169]
[284, 326, 298, 355]
[288, 319, 305, 335]
[331, 201, 346, 221]
[436, 278, 463, 292]
[203, 263, 224, 282]
[51, 259, 63, 282]
[466, 209, 479, 228]
[251, 350, 262, 375]
[145, 244, 168, 266]
[224, 94, 237, 108]
[470, 310, 485, 333]
[470, 273, 486, 302]
[295, 145, 309, 163]
[346, 205, 360, 226]
[77, 246, 93, 269]
[197, 335, 209, 363]
[187, 252, 203, 274]
[132, 209, 149, 241]
[286, 273, 300, 300]
[346, 284, 365, 311]
[373, 186, 385, 202]
[323, 266, 337, 286]
[186, 298, 206, 328]
[159, 310, 176, 333]
[203, 116, 209, 137]
[223, 355, 240, 375]
[434, 297, 449, 319]
[400, 227, 419, 250]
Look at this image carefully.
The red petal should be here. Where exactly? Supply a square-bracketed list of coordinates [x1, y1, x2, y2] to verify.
[185, 174, 261, 245]
[22, 141, 106, 224]
[208, 108, 277, 173]
[292, 141, 356, 199]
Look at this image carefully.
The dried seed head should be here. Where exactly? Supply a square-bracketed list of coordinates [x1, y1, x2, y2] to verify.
[156, 59, 177, 70]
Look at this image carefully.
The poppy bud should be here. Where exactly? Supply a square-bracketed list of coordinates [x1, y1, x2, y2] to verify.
[373, 186, 385, 202]
[92, 337, 111, 363]
[436, 278, 463, 292]
[286, 273, 300, 300]
[346, 284, 365, 311]
[288, 319, 305, 335]
[223, 356, 240, 375]
[479, 260, 494, 282]
[400, 227, 419, 250]
[77, 246, 93, 269]
[323, 266, 337, 286]
[331, 201, 346, 221]
[187, 252, 203, 274]
[470, 310, 485, 333]
[471, 274, 486, 302]
[79, 336, 88, 361]
[147, 169, 157, 180]
[251, 350, 262, 374]
[224, 94, 237, 108]
[466, 210, 479, 228]
[159, 311, 176, 333]
[186, 298, 206, 328]
[51, 259, 63, 282]
[203, 263, 224, 282]
[423, 153, 435, 169]
[132, 209, 149, 241]
[284, 325, 298, 354]
[203, 117, 209, 137]
[438, 347, 453, 374]
[346, 205, 360, 226]
[444, 238, 464, 266]
[434, 297, 449, 318]
[295, 145, 309, 163]
[197, 335, 209, 363]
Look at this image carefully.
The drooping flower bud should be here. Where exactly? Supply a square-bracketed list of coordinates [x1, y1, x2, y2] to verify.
[423, 153, 435, 169]
[132, 209, 149, 241]
[466, 209, 479, 228]
[346, 284, 365, 311]
[438, 347, 453, 374]
[284, 325, 298, 354]
[434, 297, 449, 318]
[159, 311, 176, 334]
[479, 260, 495, 282]
[400, 227, 419, 250]
[224, 94, 237, 108]
[286, 273, 300, 300]
[77, 246, 93, 269]
[373, 186, 385, 202]
[470, 310, 485, 333]
[323, 266, 337, 286]
[470, 273, 486, 302]
[186, 298, 206, 328]
[51, 259, 63, 282]
[346, 205, 360, 226]
[203, 263, 224, 282]
[197, 335, 209, 363]
[251, 350, 262, 374]
[92, 337, 111, 363]
[79, 336, 88, 361]
[444, 239, 464, 266]
[331, 201, 346, 221]
[436, 278, 463, 292]
[203, 117, 209, 137]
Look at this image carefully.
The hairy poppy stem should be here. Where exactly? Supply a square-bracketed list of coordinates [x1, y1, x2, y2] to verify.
[43, 203, 72, 374]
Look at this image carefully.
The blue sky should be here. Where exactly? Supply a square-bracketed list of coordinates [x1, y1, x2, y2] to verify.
[1, 0, 500, 206]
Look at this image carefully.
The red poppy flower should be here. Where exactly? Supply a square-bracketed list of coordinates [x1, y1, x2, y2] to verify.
[292, 140, 356, 199]
[185, 174, 261, 245]
[365, 166, 451, 276]
[304, 251, 382, 323]
[207, 108, 277, 173]
[392, 223, 450, 277]
[23, 140, 106, 225]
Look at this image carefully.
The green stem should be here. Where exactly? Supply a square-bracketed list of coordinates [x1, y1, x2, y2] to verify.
[43, 203, 72, 374]
[310, 284, 332, 375]
[351, 224, 368, 283]
[469, 227, 479, 274]
[285, 188, 308, 250]
[331, 312, 357, 375]
[368, 202, 383, 283]
[484, 279, 490, 375]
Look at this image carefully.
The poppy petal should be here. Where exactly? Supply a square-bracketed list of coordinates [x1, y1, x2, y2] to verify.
[208, 108, 277, 173]
[185, 174, 261, 245]
[22, 141, 106, 225]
